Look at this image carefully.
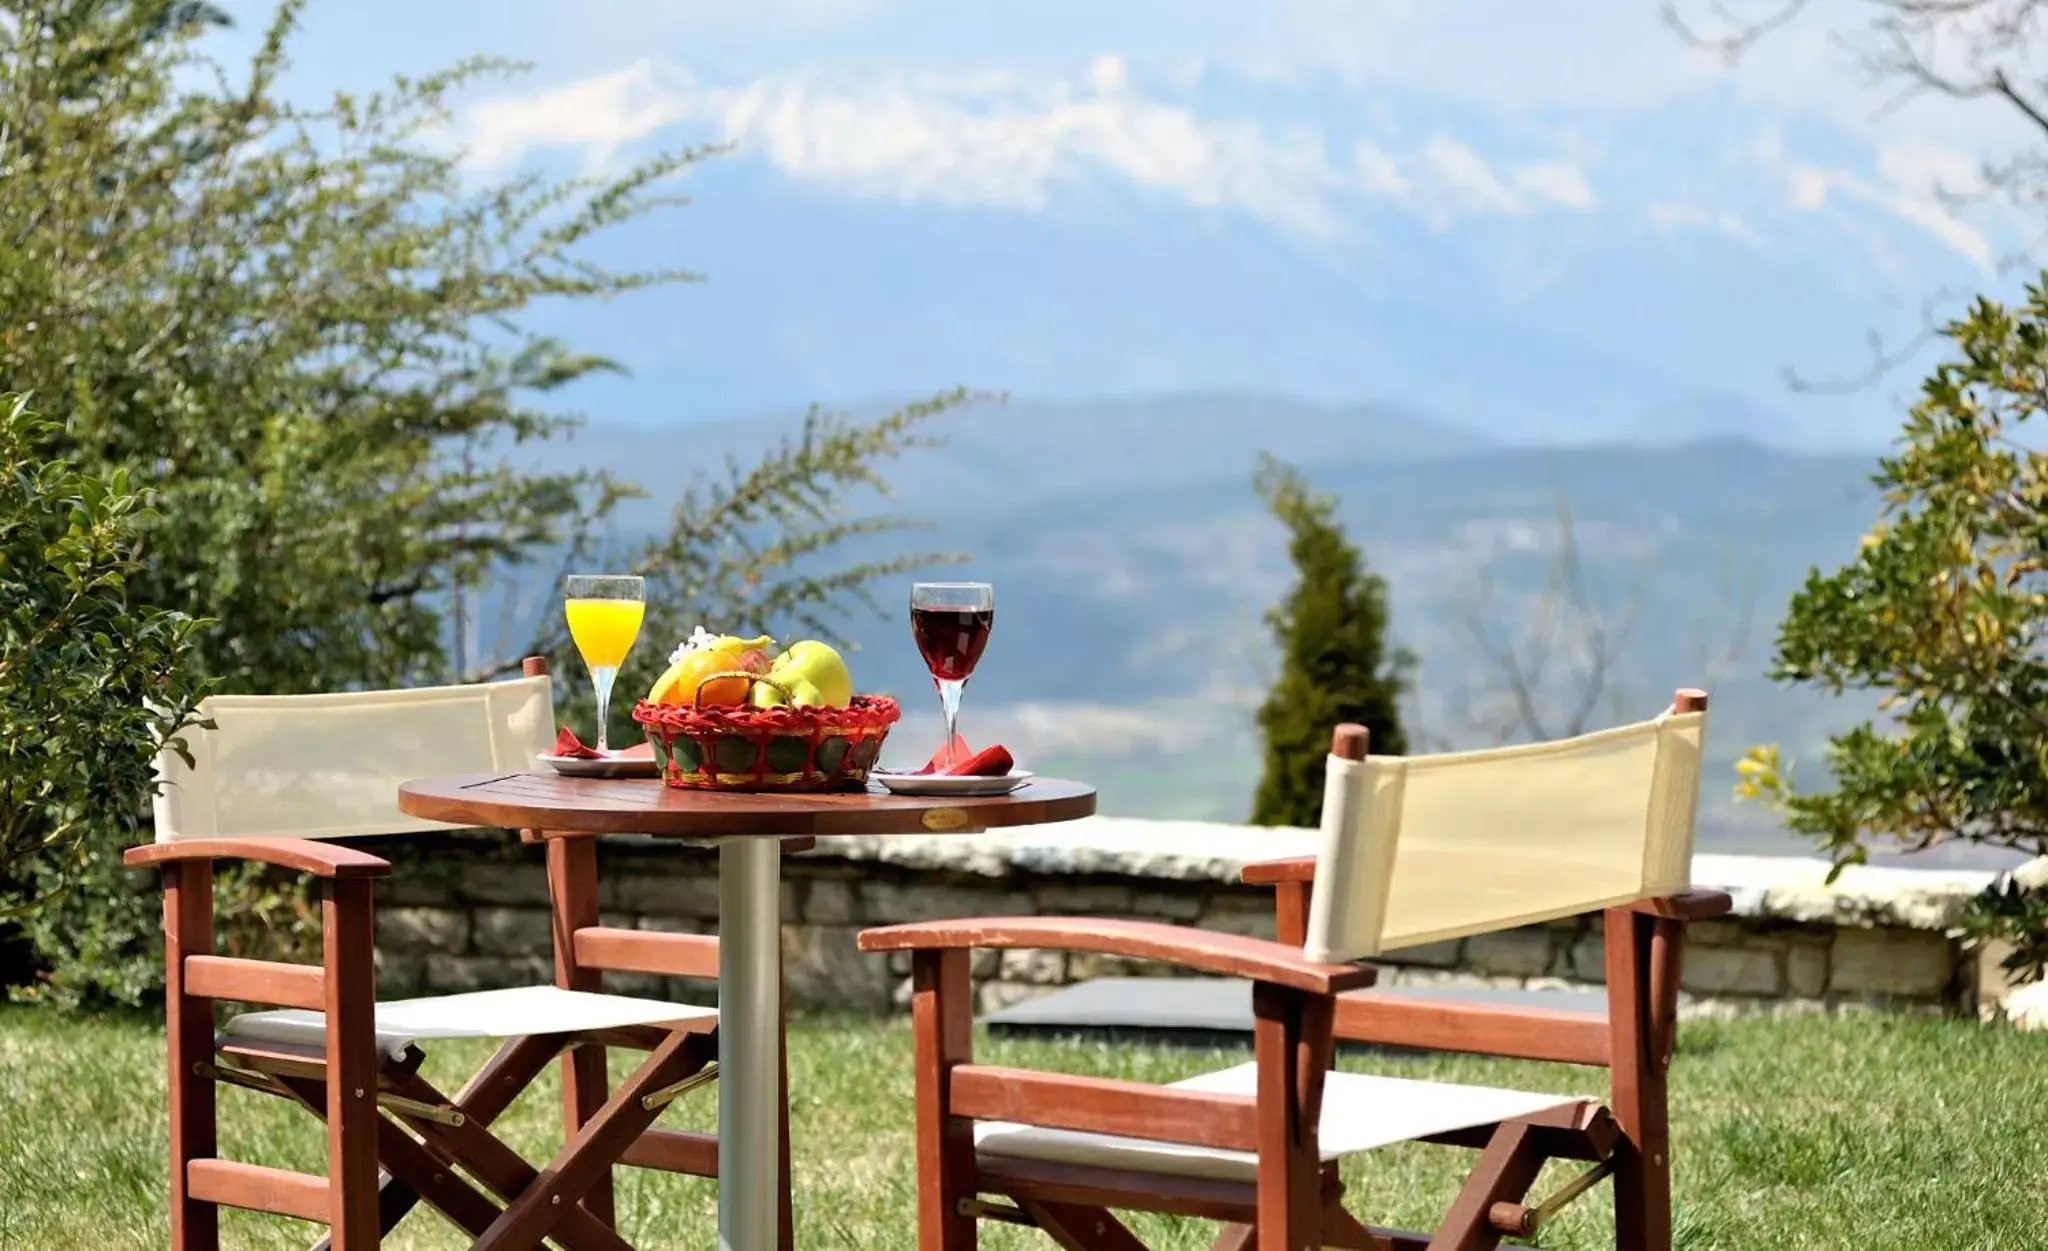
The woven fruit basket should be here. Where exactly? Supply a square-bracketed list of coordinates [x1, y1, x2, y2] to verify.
[632, 672, 899, 792]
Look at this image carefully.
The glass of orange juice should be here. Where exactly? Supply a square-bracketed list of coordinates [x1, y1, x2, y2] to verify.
[564, 574, 645, 754]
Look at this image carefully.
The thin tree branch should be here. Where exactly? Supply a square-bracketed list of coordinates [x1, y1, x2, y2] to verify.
[1661, 0, 1812, 62]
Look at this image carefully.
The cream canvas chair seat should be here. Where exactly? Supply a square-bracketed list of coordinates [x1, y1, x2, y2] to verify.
[222, 986, 719, 1061]
[859, 692, 1728, 1251]
[125, 660, 795, 1251]
[973, 1063, 1587, 1184]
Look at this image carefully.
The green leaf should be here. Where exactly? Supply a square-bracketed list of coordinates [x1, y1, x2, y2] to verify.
[1747, 287, 2048, 981]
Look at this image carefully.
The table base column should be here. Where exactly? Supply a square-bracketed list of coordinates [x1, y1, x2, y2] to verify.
[718, 838, 782, 1251]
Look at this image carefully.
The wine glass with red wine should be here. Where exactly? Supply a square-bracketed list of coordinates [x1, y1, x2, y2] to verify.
[910, 581, 995, 771]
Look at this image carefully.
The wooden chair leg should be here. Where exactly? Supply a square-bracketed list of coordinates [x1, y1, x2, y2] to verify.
[385, 1067, 634, 1251]
[303, 1036, 569, 1249]
[274, 1073, 504, 1240]
[1425, 1122, 1544, 1251]
[468, 1027, 717, 1251]
[1252, 983, 1332, 1251]
[548, 837, 617, 1228]
[564, 1045, 615, 1225]
[273, 1054, 632, 1251]
[1209, 1223, 1255, 1251]
[1021, 1200, 1149, 1250]
[324, 878, 382, 1251]
[911, 948, 979, 1251]
[1214, 1205, 1392, 1251]
[1613, 1138, 1670, 1251]
[1607, 909, 1677, 1251]
[1320, 1206, 1396, 1251]
[303, 1037, 570, 1249]
[164, 863, 220, 1251]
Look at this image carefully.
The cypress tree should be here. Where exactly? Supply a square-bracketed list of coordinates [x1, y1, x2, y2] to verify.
[1250, 454, 1410, 828]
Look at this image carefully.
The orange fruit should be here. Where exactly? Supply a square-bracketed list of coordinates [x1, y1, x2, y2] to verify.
[654, 645, 767, 707]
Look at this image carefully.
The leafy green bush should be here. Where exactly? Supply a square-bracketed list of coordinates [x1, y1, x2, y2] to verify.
[1738, 287, 2048, 983]
[1249, 455, 1409, 828]
[0, 2, 961, 1001]
[1961, 864, 2048, 990]
[0, 393, 209, 1000]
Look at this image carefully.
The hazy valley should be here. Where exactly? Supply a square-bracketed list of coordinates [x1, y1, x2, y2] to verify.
[492, 392, 1983, 864]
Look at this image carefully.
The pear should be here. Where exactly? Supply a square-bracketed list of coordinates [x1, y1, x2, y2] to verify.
[767, 640, 853, 707]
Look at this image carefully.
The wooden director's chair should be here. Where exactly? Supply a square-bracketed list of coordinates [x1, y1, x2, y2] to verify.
[125, 658, 794, 1250]
[859, 691, 1728, 1251]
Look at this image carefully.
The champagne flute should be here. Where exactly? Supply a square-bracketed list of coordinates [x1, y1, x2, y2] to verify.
[563, 574, 645, 754]
[910, 582, 995, 771]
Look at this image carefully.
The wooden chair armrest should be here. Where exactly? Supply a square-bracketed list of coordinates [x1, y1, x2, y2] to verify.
[1239, 855, 1315, 886]
[858, 916, 1376, 995]
[1624, 889, 1733, 921]
[124, 838, 391, 880]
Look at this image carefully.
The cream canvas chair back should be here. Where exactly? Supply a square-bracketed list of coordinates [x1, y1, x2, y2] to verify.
[1302, 696, 1708, 963]
[153, 673, 555, 843]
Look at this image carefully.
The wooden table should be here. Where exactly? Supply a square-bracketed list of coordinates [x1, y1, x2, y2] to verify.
[398, 771, 1097, 1251]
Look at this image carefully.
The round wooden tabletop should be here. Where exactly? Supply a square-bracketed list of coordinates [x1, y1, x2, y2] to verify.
[397, 771, 1098, 839]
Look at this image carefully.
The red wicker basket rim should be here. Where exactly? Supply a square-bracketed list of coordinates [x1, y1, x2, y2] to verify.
[633, 694, 900, 734]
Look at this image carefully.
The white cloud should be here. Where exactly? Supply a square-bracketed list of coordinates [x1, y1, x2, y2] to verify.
[1420, 136, 1521, 215]
[1352, 139, 1409, 199]
[1515, 161, 1596, 210]
[1647, 201, 1764, 249]
[463, 56, 1351, 237]
[463, 60, 693, 175]
[1789, 166, 1829, 211]
[1785, 156, 1994, 270]
[1406, 137, 1597, 224]
[726, 61, 1353, 236]
[435, 0, 2025, 296]
[1877, 144, 1986, 201]
[460, 57, 1598, 241]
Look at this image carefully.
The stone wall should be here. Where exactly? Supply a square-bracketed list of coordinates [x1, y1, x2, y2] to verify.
[360, 816, 2011, 1019]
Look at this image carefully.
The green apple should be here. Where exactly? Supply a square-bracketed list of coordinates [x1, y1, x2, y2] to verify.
[748, 675, 826, 708]
[767, 640, 853, 707]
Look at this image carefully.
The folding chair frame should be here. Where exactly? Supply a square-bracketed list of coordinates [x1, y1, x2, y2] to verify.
[857, 697, 1730, 1251]
[125, 830, 801, 1251]
[863, 887, 1727, 1251]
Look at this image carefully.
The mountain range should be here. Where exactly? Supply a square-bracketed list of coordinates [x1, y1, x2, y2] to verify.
[494, 390, 2000, 866]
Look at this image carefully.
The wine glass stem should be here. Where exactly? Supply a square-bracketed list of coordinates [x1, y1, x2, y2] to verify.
[935, 677, 966, 767]
[592, 666, 618, 754]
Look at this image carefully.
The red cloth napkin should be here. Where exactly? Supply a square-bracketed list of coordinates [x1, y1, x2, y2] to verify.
[552, 728, 603, 759]
[914, 735, 970, 774]
[915, 737, 1014, 777]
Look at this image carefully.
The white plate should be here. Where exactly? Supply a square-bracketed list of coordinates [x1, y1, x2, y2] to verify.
[536, 752, 661, 779]
[870, 769, 1034, 797]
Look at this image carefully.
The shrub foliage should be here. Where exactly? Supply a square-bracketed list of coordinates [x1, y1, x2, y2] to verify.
[1250, 454, 1409, 829]
[1739, 288, 2048, 984]
[0, 393, 208, 963]
[0, 0, 959, 1001]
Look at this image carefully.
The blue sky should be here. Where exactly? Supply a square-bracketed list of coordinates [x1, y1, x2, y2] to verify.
[211, 0, 2042, 448]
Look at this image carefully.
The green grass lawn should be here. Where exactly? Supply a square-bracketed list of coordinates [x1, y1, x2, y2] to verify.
[2, 1004, 2042, 1250]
